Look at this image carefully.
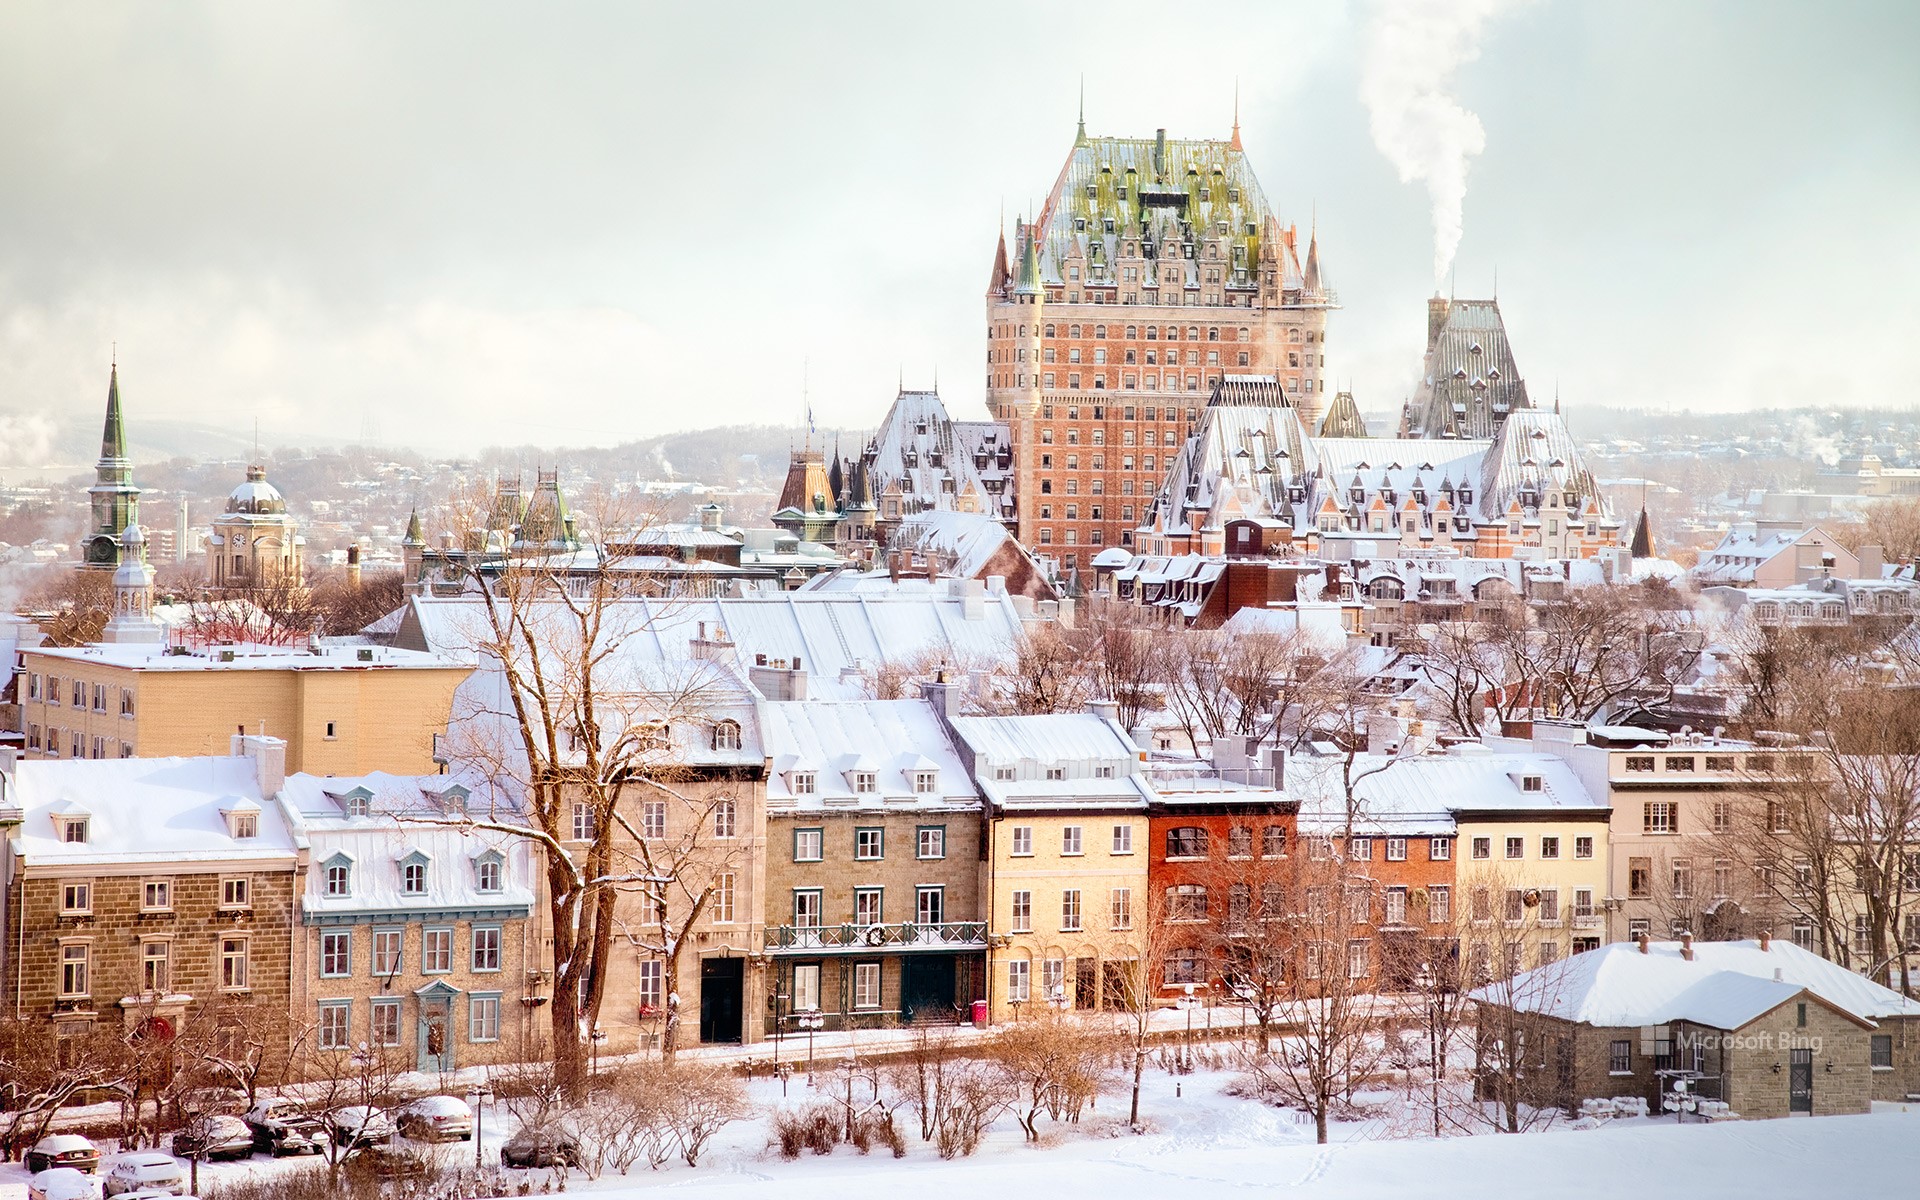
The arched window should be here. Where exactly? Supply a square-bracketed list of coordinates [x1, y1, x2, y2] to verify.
[713, 720, 742, 752]
[1167, 884, 1209, 921]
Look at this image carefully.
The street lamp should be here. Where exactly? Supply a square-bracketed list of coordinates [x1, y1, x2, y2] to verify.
[1414, 962, 1440, 1138]
[1046, 983, 1069, 1013]
[590, 1026, 608, 1079]
[466, 1084, 494, 1172]
[1176, 983, 1199, 1075]
[796, 1009, 825, 1086]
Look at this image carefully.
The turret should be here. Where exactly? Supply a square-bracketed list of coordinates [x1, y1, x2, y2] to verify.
[104, 523, 162, 644]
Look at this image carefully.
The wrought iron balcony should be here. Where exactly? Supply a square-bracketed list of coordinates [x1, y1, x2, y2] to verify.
[764, 921, 988, 955]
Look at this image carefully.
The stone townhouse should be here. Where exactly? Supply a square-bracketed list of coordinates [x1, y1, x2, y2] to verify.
[758, 694, 987, 1034]
[1472, 935, 1920, 1118]
[942, 700, 1152, 1020]
[0, 739, 297, 1052]
[1495, 723, 1809, 946]
[277, 766, 539, 1073]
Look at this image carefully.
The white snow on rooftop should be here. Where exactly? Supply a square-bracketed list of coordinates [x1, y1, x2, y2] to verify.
[1481, 939, 1920, 1027]
[12, 755, 297, 866]
[760, 699, 977, 810]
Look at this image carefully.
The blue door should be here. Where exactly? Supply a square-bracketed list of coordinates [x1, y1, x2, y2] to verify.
[418, 994, 454, 1073]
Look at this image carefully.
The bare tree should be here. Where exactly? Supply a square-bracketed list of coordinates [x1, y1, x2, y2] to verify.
[986, 1014, 1116, 1142]
[0, 1017, 132, 1157]
[426, 482, 748, 1092]
[284, 1034, 408, 1180]
[997, 622, 1098, 715]
[1077, 599, 1172, 731]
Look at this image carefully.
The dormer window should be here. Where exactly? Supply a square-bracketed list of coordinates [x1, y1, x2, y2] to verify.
[1045, 767, 1066, 781]
[222, 800, 261, 840]
[474, 851, 504, 893]
[399, 852, 430, 896]
[791, 770, 816, 796]
[913, 770, 938, 794]
[993, 766, 1015, 781]
[712, 720, 742, 752]
[851, 771, 877, 794]
[322, 854, 353, 898]
[60, 817, 90, 844]
[435, 784, 470, 816]
[1521, 775, 1544, 793]
[333, 787, 373, 819]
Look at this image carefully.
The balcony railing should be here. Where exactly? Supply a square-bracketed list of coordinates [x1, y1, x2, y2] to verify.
[1147, 764, 1278, 792]
[765, 921, 988, 955]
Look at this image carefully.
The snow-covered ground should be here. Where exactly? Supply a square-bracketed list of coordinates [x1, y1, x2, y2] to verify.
[3, 1064, 1915, 1199]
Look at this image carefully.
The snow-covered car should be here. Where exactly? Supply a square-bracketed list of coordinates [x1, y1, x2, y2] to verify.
[102, 1152, 184, 1196]
[397, 1095, 473, 1142]
[328, 1106, 397, 1152]
[242, 1100, 325, 1156]
[500, 1124, 580, 1169]
[168, 1115, 254, 1162]
[26, 1135, 101, 1175]
[28, 1167, 100, 1200]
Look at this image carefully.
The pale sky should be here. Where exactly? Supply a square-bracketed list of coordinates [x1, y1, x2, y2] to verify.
[0, 0, 1915, 463]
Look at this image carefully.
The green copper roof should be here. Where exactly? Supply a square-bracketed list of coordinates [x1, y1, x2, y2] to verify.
[101, 362, 127, 462]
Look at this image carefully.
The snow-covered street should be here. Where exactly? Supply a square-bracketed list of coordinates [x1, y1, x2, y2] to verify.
[6, 1062, 1913, 1200]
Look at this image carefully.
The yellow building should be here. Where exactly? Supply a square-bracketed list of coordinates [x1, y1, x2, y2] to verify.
[18, 641, 470, 776]
[1447, 752, 1613, 973]
[947, 705, 1150, 1020]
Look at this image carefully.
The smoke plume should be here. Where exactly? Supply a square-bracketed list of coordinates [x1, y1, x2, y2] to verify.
[1360, 0, 1520, 284]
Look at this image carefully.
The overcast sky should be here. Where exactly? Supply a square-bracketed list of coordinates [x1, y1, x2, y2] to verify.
[0, 0, 1915, 464]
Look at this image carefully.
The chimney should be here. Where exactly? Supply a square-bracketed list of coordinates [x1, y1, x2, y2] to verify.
[1681, 933, 1695, 962]
[920, 673, 955, 724]
[749, 659, 807, 702]
[346, 543, 362, 588]
[1086, 698, 1120, 724]
[237, 734, 288, 798]
[1263, 744, 1287, 790]
[1859, 542, 1884, 580]
[1759, 929, 1772, 952]
[1427, 294, 1451, 349]
[1637, 932, 1650, 954]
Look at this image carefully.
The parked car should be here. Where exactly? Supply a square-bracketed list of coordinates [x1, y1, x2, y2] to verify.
[242, 1100, 325, 1156]
[397, 1096, 473, 1142]
[26, 1135, 101, 1175]
[328, 1106, 397, 1153]
[28, 1167, 100, 1200]
[500, 1124, 580, 1169]
[169, 1115, 254, 1162]
[120, 1193, 199, 1200]
[103, 1152, 185, 1196]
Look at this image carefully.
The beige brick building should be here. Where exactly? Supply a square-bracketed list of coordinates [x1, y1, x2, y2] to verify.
[759, 696, 988, 1035]
[0, 742, 298, 1049]
[18, 640, 470, 775]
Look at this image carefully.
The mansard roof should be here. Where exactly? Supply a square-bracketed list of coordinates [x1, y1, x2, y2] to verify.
[1402, 298, 1532, 439]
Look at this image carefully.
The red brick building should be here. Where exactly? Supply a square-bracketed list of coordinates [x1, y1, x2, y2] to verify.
[985, 118, 1334, 572]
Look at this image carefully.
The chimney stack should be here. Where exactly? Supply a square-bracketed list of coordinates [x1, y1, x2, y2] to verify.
[1637, 932, 1650, 954]
[1681, 933, 1695, 962]
[1759, 929, 1772, 952]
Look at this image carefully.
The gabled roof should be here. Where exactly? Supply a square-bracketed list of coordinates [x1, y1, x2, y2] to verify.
[1475, 938, 1920, 1028]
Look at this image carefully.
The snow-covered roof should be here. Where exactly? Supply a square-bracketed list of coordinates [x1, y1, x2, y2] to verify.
[1288, 746, 1604, 835]
[278, 771, 536, 923]
[760, 698, 979, 811]
[1477, 938, 1920, 1028]
[947, 712, 1152, 811]
[398, 590, 1037, 704]
[24, 640, 465, 673]
[11, 755, 298, 868]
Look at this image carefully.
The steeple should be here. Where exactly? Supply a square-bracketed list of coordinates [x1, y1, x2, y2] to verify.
[1230, 80, 1243, 151]
[104, 522, 162, 644]
[1303, 220, 1322, 293]
[1076, 76, 1086, 145]
[988, 227, 1010, 295]
[1629, 507, 1655, 559]
[403, 507, 424, 547]
[83, 359, 141, 570]
[101, 359, 128, 463]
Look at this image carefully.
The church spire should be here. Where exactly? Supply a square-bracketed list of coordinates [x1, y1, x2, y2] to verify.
[1230, 80, 1243, 151]
[101, 359, 127, 463]
[1076, 76, 1086, 144]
